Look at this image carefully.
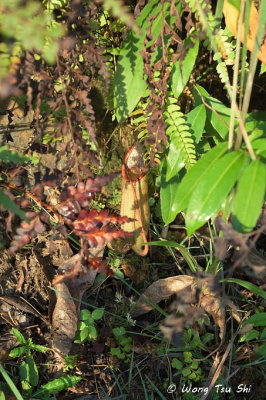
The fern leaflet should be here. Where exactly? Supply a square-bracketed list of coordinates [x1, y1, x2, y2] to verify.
[163, 96, 196, 173]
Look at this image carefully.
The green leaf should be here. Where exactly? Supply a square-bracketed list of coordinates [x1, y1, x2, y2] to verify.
[30, 344, 49, 353]
[147, 240, 200, 272]
[160, 158, 181, 224]
[260, 63, 266, 76]
[33, 376, 81, 398]
[251, 138, 266, 155]
[166, 142, 185, 181]
[0, 145, 33, 165]
[19, 361, 30, 383]
[185, 104, 206, 144]
[79, 309, 91, 320]
[239, 329, 259, 342]
[186, 151, 245, 235]
[228, 0, 240, 10]
[223, 279, 266, 299]
[114, 0, 161, 122]
[184, 352, 192, 363]
[114, 29, 147, 122]
[193, 85, 231, 139]
[254, 343, 266, 358]
[232, 160, 265, 232]
[9, 345, 28, 358]
[91, 308, 104, 320]
[26, 353, 39, 387]
[12, 328, 27, 345]
[190, 361, 199, 369]
[0, 189, 27, 220]
[171, 358, 183, 369]
[243, 313, 266, 327]
[87, 325, 97, 339]
[79, 327, 89, 343]
[170, 142, 228, 217]
[171, 37, 199, 100]
[182, 367, 191, 377]
[113, 327, 126, 337]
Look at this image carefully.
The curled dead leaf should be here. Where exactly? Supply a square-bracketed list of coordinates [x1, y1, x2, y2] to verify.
[132, 274, 225, 342]
[131, 275, 194, 317]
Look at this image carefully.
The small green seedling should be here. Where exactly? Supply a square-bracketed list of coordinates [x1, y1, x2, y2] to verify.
[9, 328, 49, 394]
[172, 352, 203, 384]
[110, 327, 132, 360]
[74, 307, 104, 344]
[9, 328, 81, 399]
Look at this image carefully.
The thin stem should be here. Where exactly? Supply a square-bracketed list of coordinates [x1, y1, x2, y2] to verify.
[228, 0, 245, 151]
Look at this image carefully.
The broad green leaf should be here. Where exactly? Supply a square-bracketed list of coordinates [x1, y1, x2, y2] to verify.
[239, 329, 259, 342]
[114, 0, 160, 122]
[242, 313, 266, 327]
[166, 142, 185, 181]
[193, 85, 231, 139]
[252, 139, 266, 154]
[19, 361, 30, 383]
[147, 240, 200, 272]
[9, 345, 28, 358]
[26, 353, 39, 387]
[92, 308, 104, 320]
[114, 30, 147, 122]
[171, 37, 199, 100]
[223, 278, 266, 299]
[232, 160, 265, 232]
[170, 142, 228, 218]
[0, 189, 27, 220]
[80, 309, 91, 320]
[185, 104, 206, 143]
[12, 328, 27, 345]
[160, 158, 181, 224]
[186, 151, 245, 235]
[32, 376, 81, 398]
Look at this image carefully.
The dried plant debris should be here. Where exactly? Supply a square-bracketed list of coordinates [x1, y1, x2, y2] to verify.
[132, 274, 225, 345]
[51, 251, 101, 355]
[214, 217, 266, 277]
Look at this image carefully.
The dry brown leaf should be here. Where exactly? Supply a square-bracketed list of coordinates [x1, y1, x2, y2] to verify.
[198, 286, 225, 340]
[51, 246, 104, 355]
[132, 275, 194, 317]
[132, 275, 225, 341]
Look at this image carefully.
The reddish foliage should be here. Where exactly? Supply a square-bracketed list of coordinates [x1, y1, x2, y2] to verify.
[8, 173, 132, 280]
[52, 257, 114, 285]
[9, 211, 46, 254]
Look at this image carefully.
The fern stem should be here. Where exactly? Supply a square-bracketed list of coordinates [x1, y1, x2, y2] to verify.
[237, 0, 266, 140]
[229, 0, 245, 151]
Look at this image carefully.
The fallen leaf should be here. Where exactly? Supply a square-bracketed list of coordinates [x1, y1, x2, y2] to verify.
[131, 275, 194, 317]
[132, 274, 225, 341]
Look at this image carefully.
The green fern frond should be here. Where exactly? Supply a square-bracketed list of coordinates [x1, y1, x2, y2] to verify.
[163, 96, 196, 171]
